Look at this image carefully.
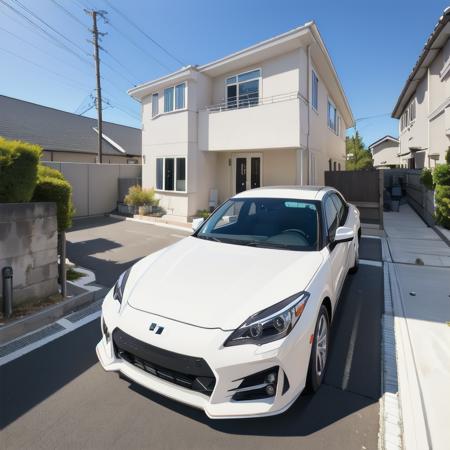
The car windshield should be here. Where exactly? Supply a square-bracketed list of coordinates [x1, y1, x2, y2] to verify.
[196, 197, 319, 251]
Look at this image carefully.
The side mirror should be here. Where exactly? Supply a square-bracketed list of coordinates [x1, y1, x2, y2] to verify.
[334, 226, 354, 243]
[192, 217, 205, 232]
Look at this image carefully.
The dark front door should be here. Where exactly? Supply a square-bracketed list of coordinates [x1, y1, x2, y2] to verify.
[251, 157, 261, 189]
[236, 157, 247, 193]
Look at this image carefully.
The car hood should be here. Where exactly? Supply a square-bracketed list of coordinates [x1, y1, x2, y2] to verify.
[126, 236, 323, 330]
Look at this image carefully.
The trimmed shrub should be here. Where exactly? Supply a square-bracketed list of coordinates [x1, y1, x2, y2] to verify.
[433, 163, 450, 186]
[446, 147, 450, 164]
[33, 168, 74, 231]
[434, 185, 450, 228]
[38, 164, 65, 180]
[124, 185, 157, 207]
[0, 137, 41, 202]
[420, 168, 434, 190]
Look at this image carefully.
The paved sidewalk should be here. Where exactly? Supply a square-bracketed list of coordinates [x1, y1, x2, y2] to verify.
[384, 204, 450, 450]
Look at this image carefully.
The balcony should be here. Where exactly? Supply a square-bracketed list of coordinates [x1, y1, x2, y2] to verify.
[198, 92, 301, 151]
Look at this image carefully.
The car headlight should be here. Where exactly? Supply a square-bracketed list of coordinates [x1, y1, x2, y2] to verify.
[113, 269, 131, 304]
[224, 291, 310, 347]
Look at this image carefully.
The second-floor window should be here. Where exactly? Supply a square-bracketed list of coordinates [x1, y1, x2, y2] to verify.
[152, 93, 158, 117]
[226, 69, 261, 109]
[164, 83, 186, 113]
[328, 99, 337, 133]
[409, 99, 416, 122]
[312, 71, 319, 111]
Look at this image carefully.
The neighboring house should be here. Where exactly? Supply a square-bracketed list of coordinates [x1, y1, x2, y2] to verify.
[392, 8, 450, 169]
[368, 135, 400, 168]
[0, 95, 141, 164]
[129, 22, 353, 221]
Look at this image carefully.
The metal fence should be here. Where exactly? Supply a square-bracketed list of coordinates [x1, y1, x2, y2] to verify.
[43, 162, 142, 217]
[384, 169, 435, 225]
[325, 170, 384, 229]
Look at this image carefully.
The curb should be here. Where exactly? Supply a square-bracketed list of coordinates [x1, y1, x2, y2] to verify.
[0, 285, 108, 345]
[109, 214, 192, 233]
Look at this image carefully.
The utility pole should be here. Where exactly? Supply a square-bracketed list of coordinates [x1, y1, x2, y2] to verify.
[86, 10, 107, 163]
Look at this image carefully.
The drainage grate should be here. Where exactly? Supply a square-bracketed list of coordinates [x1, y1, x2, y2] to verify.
[65, 300, 102, 323]
[0, 323, 65, 358]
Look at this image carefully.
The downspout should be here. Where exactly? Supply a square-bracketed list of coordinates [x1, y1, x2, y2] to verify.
[306, 44, 311, 185]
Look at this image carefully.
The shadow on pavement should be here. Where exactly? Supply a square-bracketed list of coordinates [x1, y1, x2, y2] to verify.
[0, 320, 101, 430]
[68, 216, 124, 232]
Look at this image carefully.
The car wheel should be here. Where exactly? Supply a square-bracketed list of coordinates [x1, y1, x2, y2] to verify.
[349, 242, 359, 274]
[306, 305, 330, 392]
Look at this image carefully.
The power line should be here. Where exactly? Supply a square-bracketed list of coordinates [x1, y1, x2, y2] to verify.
[101, 48, 140, 85]
[49, 0, 89, 29]
[0, 0, 91, 67]
[0, 24, 87, 74]
[11, 0, 91, 58]
[0, 46, 92, 91]
[104, 0, 184, 67]
[106, 19, 172, 71]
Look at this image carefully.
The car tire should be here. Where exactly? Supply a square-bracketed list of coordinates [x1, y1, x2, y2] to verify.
[306, 305, 330, 392]
[349, 243, 359, 274]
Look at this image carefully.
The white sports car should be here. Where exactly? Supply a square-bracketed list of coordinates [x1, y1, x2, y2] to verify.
[97, 186, 360, 419]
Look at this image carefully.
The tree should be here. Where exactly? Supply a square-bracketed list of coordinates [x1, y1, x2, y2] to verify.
[345, 132, 373, 170]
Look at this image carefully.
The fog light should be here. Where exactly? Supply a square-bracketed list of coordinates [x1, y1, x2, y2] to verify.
[265, 384, 275, 396]
[265, 372, 276, 384]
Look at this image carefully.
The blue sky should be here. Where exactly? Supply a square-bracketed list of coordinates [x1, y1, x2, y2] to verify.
[0, 0, 448, 147]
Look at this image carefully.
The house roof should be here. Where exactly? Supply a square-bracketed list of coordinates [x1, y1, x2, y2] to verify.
[0, 95, 141, 156]
[392, 8, 450, 118]
[368, 135, 399, 150]
[129, 22, 354, 127]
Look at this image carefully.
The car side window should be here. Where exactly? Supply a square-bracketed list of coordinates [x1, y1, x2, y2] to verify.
[331, 193, 345, 226]
[324, 197, 338, 239]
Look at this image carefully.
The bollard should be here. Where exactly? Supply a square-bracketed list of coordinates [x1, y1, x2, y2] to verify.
[2, 266, 13, 319]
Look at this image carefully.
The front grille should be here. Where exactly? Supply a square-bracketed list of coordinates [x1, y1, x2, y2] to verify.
[112, 328, 216, 396]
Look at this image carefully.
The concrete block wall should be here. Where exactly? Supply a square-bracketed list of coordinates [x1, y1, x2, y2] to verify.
[0, 202, 58, 309]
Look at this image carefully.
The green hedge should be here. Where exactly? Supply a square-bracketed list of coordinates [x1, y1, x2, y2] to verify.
[435, 185, 450, 228]
[420, 168, 434, 190]
[433, 163, 450, 186]
[33, 175, 74, 231]
[0, 137, 41, 202]
[37, 164, 65, 180]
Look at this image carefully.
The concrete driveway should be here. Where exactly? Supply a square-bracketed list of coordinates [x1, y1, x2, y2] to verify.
[1, 217, 384, 450]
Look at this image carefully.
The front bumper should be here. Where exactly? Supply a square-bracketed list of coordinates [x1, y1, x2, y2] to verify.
[97, 291, 314, 419]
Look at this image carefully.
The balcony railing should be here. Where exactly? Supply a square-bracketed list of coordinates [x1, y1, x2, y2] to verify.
[202, 91, 300, 113]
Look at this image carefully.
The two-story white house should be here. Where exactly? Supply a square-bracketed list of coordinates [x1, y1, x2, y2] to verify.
[392, 8, 450, 169]
[129, 22, 353, 221]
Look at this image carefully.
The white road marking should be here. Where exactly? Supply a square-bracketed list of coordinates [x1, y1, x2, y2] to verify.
[360, 259, 383, 267]
[0, 310, 101, 366]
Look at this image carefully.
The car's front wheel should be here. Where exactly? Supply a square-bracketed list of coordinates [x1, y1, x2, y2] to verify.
[306, 305, 330, 392]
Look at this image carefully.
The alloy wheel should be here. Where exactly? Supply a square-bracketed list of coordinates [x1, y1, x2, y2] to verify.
[315, 314, 328, 377]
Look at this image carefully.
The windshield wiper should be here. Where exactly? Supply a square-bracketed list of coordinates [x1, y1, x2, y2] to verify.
[242, 240, 299, 250]
[196, 235, 222, 243]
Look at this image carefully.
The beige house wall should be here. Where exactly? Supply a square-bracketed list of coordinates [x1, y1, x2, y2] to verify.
[398, 35, 450, 167]
[372, 141, 400, 167]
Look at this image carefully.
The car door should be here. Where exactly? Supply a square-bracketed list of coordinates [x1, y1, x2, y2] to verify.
[324, 195, 347, 298]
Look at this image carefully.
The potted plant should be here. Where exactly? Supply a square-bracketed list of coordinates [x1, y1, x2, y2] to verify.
[123, 185, 158, 215]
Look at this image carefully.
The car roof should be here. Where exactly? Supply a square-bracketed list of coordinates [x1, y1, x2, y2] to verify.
[233, 186, 336, 201]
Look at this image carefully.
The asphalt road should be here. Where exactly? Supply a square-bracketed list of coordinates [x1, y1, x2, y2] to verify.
[0, 218, 383, 450]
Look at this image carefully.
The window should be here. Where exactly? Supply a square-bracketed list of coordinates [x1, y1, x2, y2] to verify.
[409, 99, 416, 122]
[331, 193, 346, 225]
[324, 196, 338, 239]
[197, 197, 319, 251]
[312, 71, 319, 110]
[327, 99, 337, 133]
[155, 157, 186, 192]
[152, 93, 159, 117]
[175, 83, 186, 110]
[226, 69, 261, 108]
[164, 87, 174, 112]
